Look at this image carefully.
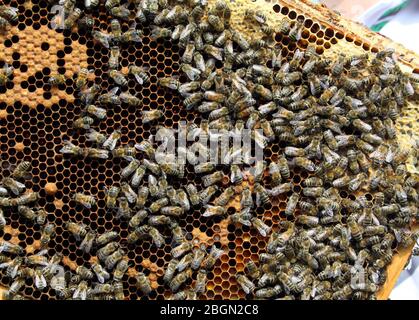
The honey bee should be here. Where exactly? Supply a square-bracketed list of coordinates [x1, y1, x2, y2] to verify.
[110, 5, 130, 21]
[120, 92, 142, 107]
[105, 0, 120, 10]
[75, 68, 93, 89]
[127, 66, 149, 86]
[80, 231, 96, 254]
[236, 274, 255, 295]
[78, 14, 94, 31]
[134, 186, 149, 210]
[33, 268, 47, 290]
[113, 259, 129, 281]
[109, 46, 120, 70]
[348, 173, 367, 192]
[170, 269, 192, 292]
[48, 73, 66, 87]
[92, 262, 110, 284]
[2, 177, 25, 195]
[73, 193, 96, 209]
[185, 184, 200, 206]
[105, 248, 125, 270]
[202, 205, 225, 218]
[268, 182, 292, 197]
[110, 70, 128, 87]
[141, 109, 164, 124]
[251, 217, 271, 237]
[171, 241, 192, 259]
[73, 281, 89, 300]
[202, 171, 223, 187]
[65, 221, 87, 241]
[40, 223, 55, 248]
[285, 193, 299, 217]
[112, 145, 136, 159]
[1, 256, 23, 278]
[85, 105, 107, 120]
[98, 87, 121, 105]
[0, 5, 19, 23]
[120, 23, 143, 43]
[8, 278, 25, 296]
[73, 116, 94, 130]
[163, 258, 179, 284]
[64, 7, 82, 30]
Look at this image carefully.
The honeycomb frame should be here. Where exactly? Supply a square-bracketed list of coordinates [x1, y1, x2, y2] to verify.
[0, 0, 417, 300]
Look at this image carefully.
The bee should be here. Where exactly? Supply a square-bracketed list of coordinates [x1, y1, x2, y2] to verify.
[108, 46, 121, 70]
[199, 185, 218, 205]
[213, 186, 234, 207]
[8, 278, 25, 296]
[268, 183, 292, 197]
[277, 156, 290, 179]
[105, 248, 125, 270]
[202, 205, 225, 218]
[75, 265, 94, 280]
[29, 214, 46, 232]
[169, 221, 184, 246]
[98, 87, 121, 105]
[158, 77, 180, 90]
[348, 173, 367, 192]
[133, 186, 148, 210]
[73, 193, 96, 209]
[236, 274, 255, 294]
[202, 171, 223, 187]
[112, 145, 136, 159]
[65, 221, 87, 241]
[141, 110, 164, 124]
[109, 70, 128, 87]
[120, 23, 143, 43]
[164, 258, 179, 283]
[80, 231, 96, 254]
[127, 210, 147, 229]
[148, 215, 172, 227]
[64, 7, 82, 30]
[0, 16, 9, 33]
[96, 231, 118, 248]
[85, 105, 107, 120]
[48, 73, 66, 87]
[151, 25, 173, 39]
[2, 177, 25, 196]
[116, 196, 131, 219]
[176, 253, 194, 272]
[296, 215, 319, 227]
[73, 116, 94, 130]
[105, 0, 120, 10]
[78, 14, 94, 31]
[0, 240, 23, 255]
[17, 205, 37, 221]
[185, 184, 200, 206]
[40, 223, 56, 248]
[33, 268, 47, 290]
[0, 5, 19, 23]
[171, 241, 192, 259]
[75, 68, 93, 89]
[170, 269, 192, 292]
[0, 209, 5, 231]
[285, 193, 299, 216]
[254, 183, 269, 206]
[92, 262, 110, 284]
[73, 281, 89, 300]
[181, 63, 202, 81]
[119, 182, 136, 205]
[110, 4, 130, 20]
[120, 92, 142, 107]
[113, 259, 129, 281]
[128, 65, 149, 86]
[251, 217, 271, 237]
[0, 256, 23, 278]
[194, 269, 207, 295]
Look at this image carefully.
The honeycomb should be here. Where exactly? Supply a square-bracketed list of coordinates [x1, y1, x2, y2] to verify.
[0, 0, 417, 300]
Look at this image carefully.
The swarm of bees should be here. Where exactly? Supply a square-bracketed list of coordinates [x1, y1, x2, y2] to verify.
[0, 0, 418, 300]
